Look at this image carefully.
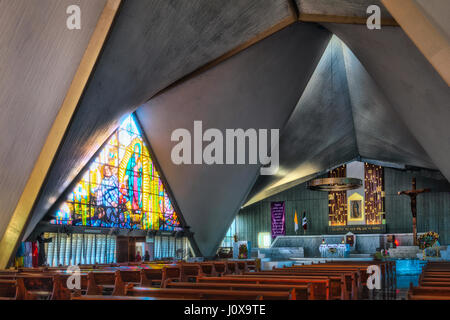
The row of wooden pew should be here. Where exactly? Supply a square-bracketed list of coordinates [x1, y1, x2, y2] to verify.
[408, 261, 450, 300]
[119, 260, 393, 300]
[0, 260, 258, 300]
[0, 259, 399, 300]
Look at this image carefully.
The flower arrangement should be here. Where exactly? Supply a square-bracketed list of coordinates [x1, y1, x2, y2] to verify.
[374, 249, 389, 261]
[417, 231, 439, 250]
[238, 243, 248, 259]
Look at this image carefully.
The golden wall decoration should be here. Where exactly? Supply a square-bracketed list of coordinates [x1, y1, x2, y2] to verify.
[364, 163, 385, 225]
[328, 165, 347, 226]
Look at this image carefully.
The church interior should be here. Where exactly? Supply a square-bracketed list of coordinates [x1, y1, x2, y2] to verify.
[0, 0, 449, 304]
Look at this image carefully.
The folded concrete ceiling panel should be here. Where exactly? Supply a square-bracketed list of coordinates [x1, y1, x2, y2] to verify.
[245, 33, 441, 206]
[245, 36, 358, 206]
[341, 39, 437, 169]
[0, 0, 107, 240]
[136, 23, 331, 257]
[23, 0, 297, 239]
[326, 23, 450, 182]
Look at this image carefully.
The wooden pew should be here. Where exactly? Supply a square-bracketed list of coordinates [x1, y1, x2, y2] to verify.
[140, 268, 163, 287]
[0, 270, 19, 276]
[246, 260, 259, 272]
[86, 271, 123, 296]
[309, 261, 394, 288]
[235, 261, 248, 274]
[50, 272, 91, 300]
[117, 270, 141, 285]
[179, 264, 204, 283]
[198, 263, 217, 277]
[0, 278, 30, 300]
[166, 280, 313, 300]
[420, 281, 450, 287]
[275, 265, 365, 291]
[126, 287, 293, 300]
[53, 269, 138, 299]
[212, 262, 228, 276]
[410, 262, 450, 300]
[51, 274, 73, 300]
[0, 273, 54, 299]
[408, 284, 450, 300]
[161, 266, 182, 288]
[72, 295, 187, 300]
[201, 276, 335, 300]
[0, 280, 19, 300]
[225, 261, 239, 275]
[245, 270, 357, 299]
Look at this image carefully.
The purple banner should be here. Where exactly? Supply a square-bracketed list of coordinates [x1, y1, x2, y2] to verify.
[271, 201, 286, 238]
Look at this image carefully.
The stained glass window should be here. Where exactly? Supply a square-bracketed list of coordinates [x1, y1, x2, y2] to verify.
[51, 114, 182, 231]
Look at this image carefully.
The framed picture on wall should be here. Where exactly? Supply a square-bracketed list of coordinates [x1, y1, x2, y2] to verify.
[350, 200, 362, 219]
[347, 193, 365, 222]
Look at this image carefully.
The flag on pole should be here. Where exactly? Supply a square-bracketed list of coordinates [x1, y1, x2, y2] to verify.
[302, 211, 307, 230]
[294, 210, 299, 233]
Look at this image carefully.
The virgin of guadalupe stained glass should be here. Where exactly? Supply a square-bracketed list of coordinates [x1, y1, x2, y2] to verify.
[51, 114, 182, 231]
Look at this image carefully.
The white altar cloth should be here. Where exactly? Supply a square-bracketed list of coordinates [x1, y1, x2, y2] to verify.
[319, 244, 349, 258]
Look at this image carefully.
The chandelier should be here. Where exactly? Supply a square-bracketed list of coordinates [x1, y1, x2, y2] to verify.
[307, 177, 362, 191]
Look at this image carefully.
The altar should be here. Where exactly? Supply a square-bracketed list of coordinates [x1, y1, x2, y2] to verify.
[319, 244, 349, 258]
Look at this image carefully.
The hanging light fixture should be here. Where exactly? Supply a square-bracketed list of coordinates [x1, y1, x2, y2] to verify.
[308, 177, 362, 191]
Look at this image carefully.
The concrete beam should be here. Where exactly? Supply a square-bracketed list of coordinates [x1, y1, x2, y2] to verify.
[295, 0, 398, 26]
[0, 0, 116, 268]
[381, 0, 450, 85]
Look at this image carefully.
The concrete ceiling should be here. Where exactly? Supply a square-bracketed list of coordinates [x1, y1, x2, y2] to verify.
[244, 35, 437, 206]
[0, 0, 107, 241]
[0, 0, 447, 259]
[245, 36, 358, 206]
[327, 23, 450, 182]
[22, 0, 297, 240]
[137, 23, 331, 257]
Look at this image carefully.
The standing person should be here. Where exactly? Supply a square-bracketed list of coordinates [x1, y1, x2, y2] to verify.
[136, 251, 142, 262]
[36, 233, 52, 266]
[144, 250, 150, 262]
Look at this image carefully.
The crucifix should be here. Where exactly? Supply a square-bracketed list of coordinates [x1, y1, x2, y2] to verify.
[398, 178, 430, 246]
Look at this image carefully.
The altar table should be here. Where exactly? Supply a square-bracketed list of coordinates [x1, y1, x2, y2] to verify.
[319, 244, 349, 258]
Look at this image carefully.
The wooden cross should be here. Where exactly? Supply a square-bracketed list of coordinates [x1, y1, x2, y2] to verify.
[397, 178, 430, 246]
